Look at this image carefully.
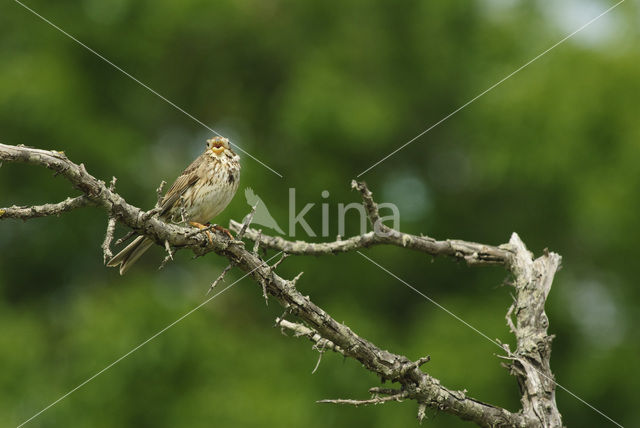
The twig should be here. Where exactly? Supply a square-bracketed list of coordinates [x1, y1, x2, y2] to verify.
[291, 271, 304, 286]
[101, 216, 117, 264]
[101, 178, 118, 263]
[237, 203, 258, 240]
[156, 180, 166, 206]
[208, 264, 233, 294]
[166, 240, 174, 257]
[142, 206, 163, 221]
[350, 179, 382, 228]
[311, 341, 326, 374]
[252, 229, 262, 254]
[400, 356, 430, 376]
[277, 319, 346, 357]
[318, 391, 409, 407]
[417, 403, 427, 424]
[275, 307, 292, 329]
[505, 302, 517, 334]
[0, 196, 91, 221]
[158, 240, 176, 270]
[137, 180, 166, 221]
[270, 252, 289, 271]
[260, 253, 289, 305]
[114, 230, 136, 246]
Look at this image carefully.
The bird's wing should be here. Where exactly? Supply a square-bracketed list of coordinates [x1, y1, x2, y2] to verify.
[159, 155, 202, 216]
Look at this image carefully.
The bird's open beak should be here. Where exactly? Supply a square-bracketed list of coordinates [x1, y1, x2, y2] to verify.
[211, 147, 225, 155]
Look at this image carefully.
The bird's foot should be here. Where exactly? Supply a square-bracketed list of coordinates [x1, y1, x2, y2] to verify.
[189, 221, 214, 245]
[211, 224, 234, 240]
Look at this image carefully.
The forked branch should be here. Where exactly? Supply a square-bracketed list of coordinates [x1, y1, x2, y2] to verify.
[0, 143, 561, 427]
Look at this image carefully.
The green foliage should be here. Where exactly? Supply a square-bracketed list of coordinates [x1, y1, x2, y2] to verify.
[1, 0, 638, 426]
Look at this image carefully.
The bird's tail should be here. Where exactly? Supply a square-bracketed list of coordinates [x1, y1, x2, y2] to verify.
[106, 236, 154, 275]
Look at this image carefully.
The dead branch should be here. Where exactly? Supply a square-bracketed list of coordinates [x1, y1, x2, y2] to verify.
[0, 143, 561, 427]
[232, 179, 564, 427]
[208, 264, 233, 294]
[230, 181, 511, 265]
[317, 391, 409, 406]
[0, 196, 91, 220]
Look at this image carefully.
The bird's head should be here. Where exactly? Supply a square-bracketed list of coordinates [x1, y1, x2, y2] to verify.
[206, 136, 234, 158]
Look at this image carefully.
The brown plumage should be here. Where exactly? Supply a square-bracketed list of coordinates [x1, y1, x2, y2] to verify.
[107, 137, 240, 275]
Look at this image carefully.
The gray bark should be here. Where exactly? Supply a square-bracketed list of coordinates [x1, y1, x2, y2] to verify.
[1, 143, 562, 427]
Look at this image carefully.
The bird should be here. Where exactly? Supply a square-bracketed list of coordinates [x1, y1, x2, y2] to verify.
[243, 187, 284, 234]
[107, 136, 240, 275]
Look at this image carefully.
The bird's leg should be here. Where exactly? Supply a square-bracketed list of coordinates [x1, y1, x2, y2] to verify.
[189, 221, 214, 245]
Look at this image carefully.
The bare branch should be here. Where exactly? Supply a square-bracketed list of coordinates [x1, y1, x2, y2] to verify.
[114, 230, 136, 247]
[252, 229, 262, 254]
[318, 391, 409, 406]
[155, 180, 166, 206]
[290, 271, 304, 286]
[158, 240, 176, 271]
[101, 217, 117, 264]
[417, 402, 427, 424]
[231, 219, 510, 265]
[237, 203, 258, 240]
[0, 143, 228, 252]
[0, 143, 556, 427]
[100, 178, 119, 263]
[270, 252, 289, 271]
[0, 196, 91, 221]
[208, 264, 233, 294]
[351, 179, 383, 227]
[311, 341, 326, 374]
[504, 234, 563, 427]
[230, 181, 510, 265]
[277, 319, 347, 357]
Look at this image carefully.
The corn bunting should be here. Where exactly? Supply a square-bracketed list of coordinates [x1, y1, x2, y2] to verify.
[107, 136, 240, 274]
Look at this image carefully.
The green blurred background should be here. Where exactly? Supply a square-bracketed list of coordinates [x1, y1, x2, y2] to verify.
[1, 0, 638, 426]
